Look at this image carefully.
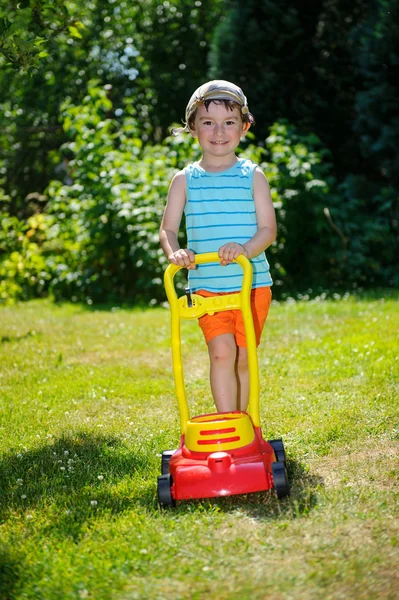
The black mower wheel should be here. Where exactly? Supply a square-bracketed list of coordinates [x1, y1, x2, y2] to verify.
[272, 462, 290, 500]
[268, 438, 286, 465]
[161, 450, 175, 475]
[157, 474, 175, 508]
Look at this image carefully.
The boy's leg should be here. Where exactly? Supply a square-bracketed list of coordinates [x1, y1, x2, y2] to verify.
[234, 287, 272, 412]
[235, 346, 249, 411]
[207, 333, 238, 412]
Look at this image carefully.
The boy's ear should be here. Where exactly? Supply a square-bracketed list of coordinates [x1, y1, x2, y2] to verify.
[189, 126, 197, 139]
[241, 122, 251, 136]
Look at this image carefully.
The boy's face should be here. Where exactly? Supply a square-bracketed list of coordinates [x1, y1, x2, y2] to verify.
[190, 102, 250, 158]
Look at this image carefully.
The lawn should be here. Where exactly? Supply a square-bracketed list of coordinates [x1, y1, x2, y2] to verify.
[0, 292, 398, 600]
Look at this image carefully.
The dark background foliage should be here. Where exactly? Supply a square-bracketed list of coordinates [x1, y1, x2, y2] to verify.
[0, 0, 398, 304]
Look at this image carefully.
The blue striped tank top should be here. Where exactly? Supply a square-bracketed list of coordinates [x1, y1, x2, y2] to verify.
[184, 158, 272, 293]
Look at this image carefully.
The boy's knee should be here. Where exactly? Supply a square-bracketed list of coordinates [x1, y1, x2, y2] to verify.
[208, 336, 236, 366]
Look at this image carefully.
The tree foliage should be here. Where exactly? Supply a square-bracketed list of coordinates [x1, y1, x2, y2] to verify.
[210, 0, 398, 286]
[210, 0, 373, 169]
[352, 0, 399, 187]
[0, 0, 223, 213]
[0, 0, 80, 70]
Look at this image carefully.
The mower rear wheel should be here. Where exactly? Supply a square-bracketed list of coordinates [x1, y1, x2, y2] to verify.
[161, 450, 175, 475]
[268, 438, 286, 465]
[157, 474, 175, 508]
[272, 462, 290, 500]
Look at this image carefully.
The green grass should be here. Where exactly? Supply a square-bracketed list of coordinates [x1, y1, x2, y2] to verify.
[0, 292, 398, 600]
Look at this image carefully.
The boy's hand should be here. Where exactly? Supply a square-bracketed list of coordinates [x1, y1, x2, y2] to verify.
[168, 248, 196, 269]
[218, 242, 248, 266]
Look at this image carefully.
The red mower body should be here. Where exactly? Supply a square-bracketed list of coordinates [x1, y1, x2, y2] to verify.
[169, 424, 275, 500]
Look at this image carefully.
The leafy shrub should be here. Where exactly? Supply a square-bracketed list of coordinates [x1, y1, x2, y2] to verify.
[0, 211, 52, 303]
[1, 84, 396, 305]
[243, 123, 398, 290]
[0, 84, 200, 304]
[332, 175, 398, 287]
[241, 123, 339, 289]
[42, 85, 201, 304]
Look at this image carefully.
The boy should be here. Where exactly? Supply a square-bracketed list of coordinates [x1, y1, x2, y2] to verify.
[160, 80, 276, 413]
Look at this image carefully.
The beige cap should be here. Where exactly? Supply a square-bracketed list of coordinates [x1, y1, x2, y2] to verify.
[184, 80, 249, 131]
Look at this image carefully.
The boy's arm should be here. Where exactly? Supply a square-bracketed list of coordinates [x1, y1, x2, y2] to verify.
[243, 167, 277, 257]
[159, 171, 196, 268]
[219, 167, 277, 264]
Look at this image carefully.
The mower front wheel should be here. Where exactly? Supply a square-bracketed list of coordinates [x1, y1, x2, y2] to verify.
[157, 474, 175, 508]
[272, 462, 290, 500]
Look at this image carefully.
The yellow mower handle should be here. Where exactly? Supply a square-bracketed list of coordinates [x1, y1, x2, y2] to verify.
[164, 252, 260, 434]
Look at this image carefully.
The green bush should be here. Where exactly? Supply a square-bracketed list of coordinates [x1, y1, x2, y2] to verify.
[241, 123, 339, 290]
[333, 175, 398, 287]
[42, 85, 201, 304]
[243, 123, 398, 291]
[1, 84, 395, 305]
[0, 211, 52, 303]
[0, 84, 200, 304]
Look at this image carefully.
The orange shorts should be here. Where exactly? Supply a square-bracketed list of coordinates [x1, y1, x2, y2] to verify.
[197, 286, 272, 348]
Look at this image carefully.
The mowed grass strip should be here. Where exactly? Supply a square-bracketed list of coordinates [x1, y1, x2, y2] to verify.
[0, 293, 398, 600]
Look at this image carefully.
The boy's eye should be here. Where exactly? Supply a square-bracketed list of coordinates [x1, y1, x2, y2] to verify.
[202, 120, 236, 126]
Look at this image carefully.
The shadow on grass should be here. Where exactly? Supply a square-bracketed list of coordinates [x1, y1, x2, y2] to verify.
[0, 432, 155, 531]
[0, 432, 159, 599]
[1, 433, 324, 530]
[172, 457, 324, 520]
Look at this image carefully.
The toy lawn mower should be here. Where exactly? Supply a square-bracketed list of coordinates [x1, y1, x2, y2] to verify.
[157, 252, 289, 507]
